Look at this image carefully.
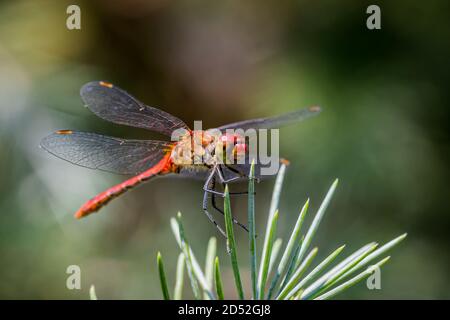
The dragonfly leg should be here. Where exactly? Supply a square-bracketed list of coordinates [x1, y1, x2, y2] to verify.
[203, 173, 227, 238]
[217, 165, 242, 184]
[224, 164, 246, 177]
[210, 187, 249, 232]
[229, 191, 249, 196]
[217, 165, 255, 196]
[204, 167, 249, 233]
[204, 165, 254, 197]
[202, 168, 227, 237]
[203, 165, 226, 197]
[225, 164, 261, 183]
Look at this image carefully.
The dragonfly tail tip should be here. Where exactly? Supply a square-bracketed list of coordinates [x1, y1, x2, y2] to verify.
[74, 210, 85, 219]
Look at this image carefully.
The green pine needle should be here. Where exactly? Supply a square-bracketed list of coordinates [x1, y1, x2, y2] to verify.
[152, 168, 406, 301]
[214, 257, 225, 300]
[267, 199, 309, 299]
[204, 237, 217, 300]
[248, 159, 258, 299]
[277, 247, 318, 299]
[89, 285, 98, 300]
[294, 179, 339, 270]
[314, 256, 391, 300]
[224, 185, 244, 299]
[157, 252, 171, 300]
[174, 253, 185, 300]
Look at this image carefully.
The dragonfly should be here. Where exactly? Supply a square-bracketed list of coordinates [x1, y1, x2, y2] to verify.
[40, 81, 321, 236]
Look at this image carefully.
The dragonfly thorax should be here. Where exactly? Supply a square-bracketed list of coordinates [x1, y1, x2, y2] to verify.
[170, 130, 247, 167]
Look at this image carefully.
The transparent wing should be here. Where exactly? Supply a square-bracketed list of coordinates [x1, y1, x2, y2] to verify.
[218, 106, 321, 131]
[80, 81, 190, 136]
[40, 130, 173, 175]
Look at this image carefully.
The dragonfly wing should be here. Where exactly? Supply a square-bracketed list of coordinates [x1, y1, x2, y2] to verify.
[218, 106, 321, 131]
[80, 81, 190, 136]
[40, 131, 173, 175]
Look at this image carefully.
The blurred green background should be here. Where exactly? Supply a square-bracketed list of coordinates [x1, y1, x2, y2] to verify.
[0, 0, 449, 299]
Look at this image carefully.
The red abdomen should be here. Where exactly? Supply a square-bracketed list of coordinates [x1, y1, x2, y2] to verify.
[75, 153, 173, 218]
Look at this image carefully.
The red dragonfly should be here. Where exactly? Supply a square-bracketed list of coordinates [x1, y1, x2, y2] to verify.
[41, 81, 320, 236]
